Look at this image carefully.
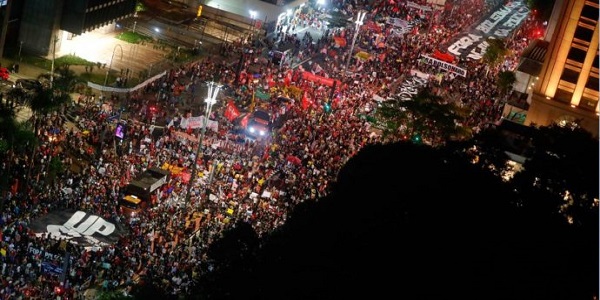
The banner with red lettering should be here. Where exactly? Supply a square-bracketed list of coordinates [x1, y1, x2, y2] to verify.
[301, 72, 341, 87]
[224, 100, 241, 121]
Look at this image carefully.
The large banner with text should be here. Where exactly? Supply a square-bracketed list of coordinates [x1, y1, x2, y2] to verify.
[447, 0, 529, 60]
[30, 210, 127, 248]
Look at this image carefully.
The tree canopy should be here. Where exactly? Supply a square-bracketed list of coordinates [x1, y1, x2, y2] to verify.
[187, 141, 598, 299]
[376, 88, 469, 144]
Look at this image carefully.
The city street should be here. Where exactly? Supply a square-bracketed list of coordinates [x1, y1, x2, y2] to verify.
[0, 0, 570, 299]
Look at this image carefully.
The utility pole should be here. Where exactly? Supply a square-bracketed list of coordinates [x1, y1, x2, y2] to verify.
[184, 82, 221, 205]
[50, 35, 58, 89]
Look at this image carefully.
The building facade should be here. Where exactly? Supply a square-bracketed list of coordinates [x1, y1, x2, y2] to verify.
[525, 0, 599, 136]
[19, 0, 135, 56]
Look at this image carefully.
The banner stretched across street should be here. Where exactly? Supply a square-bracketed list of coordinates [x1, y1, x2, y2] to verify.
[30, 210, 127, 249]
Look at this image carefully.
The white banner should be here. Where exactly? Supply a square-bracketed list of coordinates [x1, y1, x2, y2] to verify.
[421, 55, 467, 77]
[406, 1, 433, 12]
[87, 71, 167, 93]
[179, 115, 219, 132]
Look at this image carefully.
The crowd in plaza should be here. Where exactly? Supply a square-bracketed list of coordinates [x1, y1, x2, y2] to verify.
[0, 0, 540, 298]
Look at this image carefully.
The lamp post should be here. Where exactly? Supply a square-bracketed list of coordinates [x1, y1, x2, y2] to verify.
[184, 81, 221, 204]
[249, 10, 257, 43]
[343, 10, 366, 76]
[18, 40, 23, 61]
[104, 44, 123, 87]
[50, 35, 58, 88]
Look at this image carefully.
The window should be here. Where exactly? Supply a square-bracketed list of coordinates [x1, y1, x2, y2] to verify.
[554, 88, 573, 103]
[567, 46, 587, 63]
[585, 75, 599, 91]
[574, 26, 594, 42]
[581, 4, 599, 24]
[560, 67, 580, 84]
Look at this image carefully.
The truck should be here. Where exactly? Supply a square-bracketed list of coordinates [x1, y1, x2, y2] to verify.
[119, 167, 170, 217]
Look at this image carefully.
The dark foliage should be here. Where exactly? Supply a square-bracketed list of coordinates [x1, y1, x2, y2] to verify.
[190, 142, 598, 299]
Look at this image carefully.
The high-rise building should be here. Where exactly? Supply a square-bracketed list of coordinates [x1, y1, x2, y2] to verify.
[18, 0, 136, 56]
[525, 0, 599, 137]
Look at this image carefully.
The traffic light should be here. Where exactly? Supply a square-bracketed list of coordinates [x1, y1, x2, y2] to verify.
[197, 5, 203, 18]
[412, 133, 422, 144]
[323, 102, 331, 113]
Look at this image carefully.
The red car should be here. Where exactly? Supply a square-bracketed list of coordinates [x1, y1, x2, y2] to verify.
[0, 67, 9, 81]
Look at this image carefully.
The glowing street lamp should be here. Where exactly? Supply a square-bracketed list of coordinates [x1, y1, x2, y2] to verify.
[184, 81, 221, 204]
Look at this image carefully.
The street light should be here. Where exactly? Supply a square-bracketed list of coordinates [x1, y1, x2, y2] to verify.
[104, 44, 123, 87]
[184, 81, 221, 204]
[50, 35, 58, 88]
[249, 10, 257, 43]
[343, 10, 366, 76]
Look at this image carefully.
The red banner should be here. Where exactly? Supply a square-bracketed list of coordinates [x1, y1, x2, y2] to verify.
[224, 100, 241, 121]
[301, 72, 341, 87]
[432, 50, 455, 63]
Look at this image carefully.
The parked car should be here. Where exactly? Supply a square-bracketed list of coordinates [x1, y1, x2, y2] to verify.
[15, 78, 43, 91]
[0, 67, 9, 81]
[245, 109, 271, 139]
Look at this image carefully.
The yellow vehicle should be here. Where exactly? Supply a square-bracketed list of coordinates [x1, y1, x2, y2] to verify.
[119, 195, 145, 217]
[118, 167, 170, 218]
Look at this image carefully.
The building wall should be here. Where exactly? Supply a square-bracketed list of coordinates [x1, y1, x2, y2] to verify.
[526, 0, 599, 136]
[19, 0, 64, 56]
[62, 0, 136, 35]
[19, 0, 136, 56]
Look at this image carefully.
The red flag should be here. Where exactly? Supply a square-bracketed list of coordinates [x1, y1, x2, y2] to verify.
[240, 113, 251, 128]
[301, 92, 312, 110]
[224, 100, 241, 121]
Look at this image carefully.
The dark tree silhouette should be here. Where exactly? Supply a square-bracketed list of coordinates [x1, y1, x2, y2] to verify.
[189, 142, 598, 300]
[377, 88, 469, 144]
[510, 123, 599, 226]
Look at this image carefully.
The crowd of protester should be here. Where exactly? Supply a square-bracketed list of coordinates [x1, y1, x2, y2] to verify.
[0, 0, 540, 298]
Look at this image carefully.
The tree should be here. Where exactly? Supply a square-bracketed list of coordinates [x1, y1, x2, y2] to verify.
[28, 87, 71, 116]
[5, 87, 27, 107]
[95, 290, 133, 300]
[376, 88, 469, 144]
[510, 123, 599, 226]
[0, 101, 17, 142]
[38, 65, 79, 94]
[483, 38, 508, 75]
[496, 70, 516, 96]
[191, 222, 260, 299]
[188, 142, 598, 299]
[0, 106, 36, 208]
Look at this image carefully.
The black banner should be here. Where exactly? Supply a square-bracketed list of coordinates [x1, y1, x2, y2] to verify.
[30, 210, 127, 248]
[447, 0, 529, 60]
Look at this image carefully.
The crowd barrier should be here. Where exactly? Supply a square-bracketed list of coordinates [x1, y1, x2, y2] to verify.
[87, 71, 167, 93]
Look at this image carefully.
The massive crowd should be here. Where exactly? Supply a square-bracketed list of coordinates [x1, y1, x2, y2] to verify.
[0, 0, 539, 298]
